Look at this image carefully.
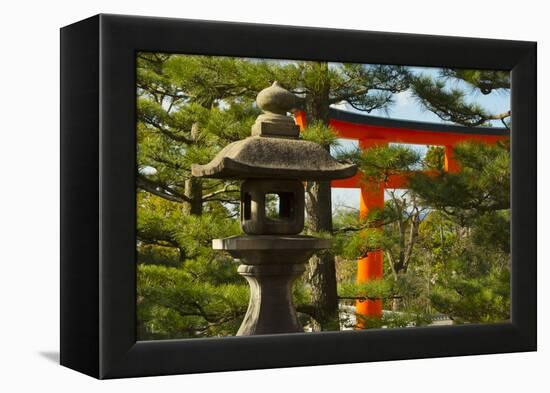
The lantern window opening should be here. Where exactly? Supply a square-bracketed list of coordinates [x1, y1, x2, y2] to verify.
[264, 192, 295, 222]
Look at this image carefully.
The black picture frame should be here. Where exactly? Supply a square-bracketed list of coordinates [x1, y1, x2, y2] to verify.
[60, 14, 537, 379]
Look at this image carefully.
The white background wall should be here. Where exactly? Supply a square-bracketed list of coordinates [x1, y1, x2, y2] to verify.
[0, 0, 546, 391]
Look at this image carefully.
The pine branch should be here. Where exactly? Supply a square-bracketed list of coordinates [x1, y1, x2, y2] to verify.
[330, 86, 400, 105]
[137, 233, 179, 249]
[137, 175, 190, 203]
[141, 116, 195, 144]
[411, 75, 510, 127]
[205, 198, 240, 204]
[202, 184, 240, 200]
[345, 98, 390, 113]
[489, 110, 512, 123]
[137, 82, 188, 101]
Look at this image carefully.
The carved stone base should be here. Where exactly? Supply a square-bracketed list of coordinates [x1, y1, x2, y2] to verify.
[236, 263, 305, 336]
[213, 235, 330, 336]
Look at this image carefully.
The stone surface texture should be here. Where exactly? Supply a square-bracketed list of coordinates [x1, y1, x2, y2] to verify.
[251, 81, 300, 138]
[191, 136, 357, 180]
[215, 235, 330, 336]
[240, 179, 305, 235]
[256, 81, 297, 115]
[213, 235, 330, 264]
[236, 263, 306, 335]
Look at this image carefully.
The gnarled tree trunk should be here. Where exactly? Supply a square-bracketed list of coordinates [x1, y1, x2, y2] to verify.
[184, 176, 203, 216]
[183, 122, 203, 216]
[304, 62, 339, 331]
[305, 180, 339, 330]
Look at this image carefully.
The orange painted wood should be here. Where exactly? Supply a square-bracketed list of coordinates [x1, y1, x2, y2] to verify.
[332, 173, 362, 188]
[357, 252, 384, 279]
[329, 119, 506, 145]
[444, 145, 460, 173]
[294, 110, 307, 131]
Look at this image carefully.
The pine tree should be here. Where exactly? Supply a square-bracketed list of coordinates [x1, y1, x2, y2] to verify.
[285, 62, 412, 330]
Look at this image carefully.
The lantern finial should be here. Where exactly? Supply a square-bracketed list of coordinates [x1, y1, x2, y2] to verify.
[251, 81, 300, 138]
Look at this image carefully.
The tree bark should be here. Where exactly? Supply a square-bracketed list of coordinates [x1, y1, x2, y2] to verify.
[184, 176, 203, 216]
[183, 122, 204, 216]
[304, 62, 339, 331]
[305, 180, 339, 330]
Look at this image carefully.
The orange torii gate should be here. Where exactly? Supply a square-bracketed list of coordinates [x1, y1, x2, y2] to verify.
[294, 108, 509, 319]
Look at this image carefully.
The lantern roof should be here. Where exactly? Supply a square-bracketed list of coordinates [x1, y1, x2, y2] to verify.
[192, 82, 357, 180]
[192, 136, 356, 180]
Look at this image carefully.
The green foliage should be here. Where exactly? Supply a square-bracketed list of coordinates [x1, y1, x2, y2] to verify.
[138, 243, 181, 267]
[354, 311, 432, 329]
[408, 142, 511, 323]
[333, 228, 388, 260]
[137, 192, 241, 256]
[300, 121, 339, 148]
[411, 75, 492, 126]
[430, 259, 510, 324]
[440, 69, 510, 95]
[417, 211, 458, 264]
[162, 55, 271, 106]
[137, 264, 249, 339]
[358, 145, 420, 180]
[471, 211, 510, 254]
[338, 279, 394, 300]
[338, 277, 434, 330]
[332, 64, 411, 112]
[424, 146, 445, 171]
[410, 141, 510, 220]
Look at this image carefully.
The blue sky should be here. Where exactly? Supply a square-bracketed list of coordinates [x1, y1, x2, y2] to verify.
[329, 65, 510, 212]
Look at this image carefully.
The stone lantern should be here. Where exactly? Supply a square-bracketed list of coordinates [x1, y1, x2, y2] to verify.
[192, 82, 357, 335]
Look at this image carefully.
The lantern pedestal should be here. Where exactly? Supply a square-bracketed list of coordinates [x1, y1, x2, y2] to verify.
[237, 263, 305, 335]
[213, 235, 330, 335]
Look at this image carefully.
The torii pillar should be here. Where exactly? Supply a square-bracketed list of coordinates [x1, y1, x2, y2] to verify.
[356, 139, 386, 319]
